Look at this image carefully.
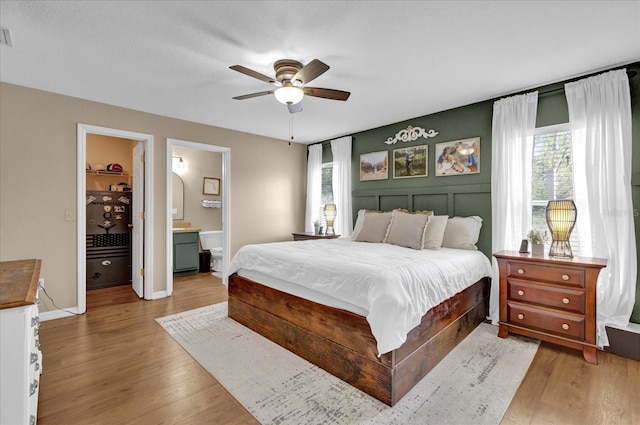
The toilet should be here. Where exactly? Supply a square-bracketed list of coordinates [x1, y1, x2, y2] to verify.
[199, 230, 223, 276]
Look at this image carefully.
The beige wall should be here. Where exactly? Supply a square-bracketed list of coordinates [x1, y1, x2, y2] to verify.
[0, 82, 307, 311]
[172, 146, 222, 231]
[86, 134, 137, 191]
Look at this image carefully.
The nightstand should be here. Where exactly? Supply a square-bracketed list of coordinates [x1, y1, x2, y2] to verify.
[493, 250, 607, 364]
[291, 232, 340, 241]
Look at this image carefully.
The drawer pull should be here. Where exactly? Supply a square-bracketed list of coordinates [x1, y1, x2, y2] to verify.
[562, 297, 570, 304]
[517, 269, 525, 275]
[30, 379, 38, 396]
[562, 274, 570, 281]
[517, 290, 525, 296]
[562, 323, 570, 330]
[517, 313, 525, 320]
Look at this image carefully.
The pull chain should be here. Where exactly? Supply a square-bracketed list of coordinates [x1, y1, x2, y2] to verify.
[289, 113, 293, 145]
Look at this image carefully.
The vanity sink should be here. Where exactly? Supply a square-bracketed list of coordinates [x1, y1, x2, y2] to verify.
[172, 222, 201, 233]
[172, 227, 201, 233]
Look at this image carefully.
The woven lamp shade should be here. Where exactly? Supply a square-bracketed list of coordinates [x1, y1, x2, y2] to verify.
[546, 200, 577, 258]
[323, 204, 337, 235]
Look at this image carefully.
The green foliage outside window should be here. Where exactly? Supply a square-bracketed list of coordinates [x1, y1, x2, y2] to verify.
[321, 165, 333, 205]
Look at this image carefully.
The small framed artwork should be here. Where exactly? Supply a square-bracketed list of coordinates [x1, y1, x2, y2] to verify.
[359, 151, 389, 181]
[435, 137, 480, 176]
[203, 177, 220, 195]
[393, 144, 428, 179]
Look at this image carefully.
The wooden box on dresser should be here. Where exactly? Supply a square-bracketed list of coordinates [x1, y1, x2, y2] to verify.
[1, 259, 43, 425]
[493, 251, 607, 364]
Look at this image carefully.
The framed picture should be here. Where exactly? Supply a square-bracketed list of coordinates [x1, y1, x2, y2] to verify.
[435, 137, 480, 176]
[393, 144, 428, 178]
[359, 151, 389, 181]
[203, 177, 220, 195]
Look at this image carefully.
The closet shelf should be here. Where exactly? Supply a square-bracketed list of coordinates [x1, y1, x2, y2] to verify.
[86, 170, 129, 177]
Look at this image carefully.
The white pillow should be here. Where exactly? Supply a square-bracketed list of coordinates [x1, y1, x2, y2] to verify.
[385, 210, 430, 250]
[441, 216, 483, 250]
[351, 209, 367, 240]
[422, 215, 449, 249]
[352, 211, 393, 243]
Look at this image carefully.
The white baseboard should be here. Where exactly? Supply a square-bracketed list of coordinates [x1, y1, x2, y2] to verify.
[39, 291, 169, 320]
[150, 290, 169, 300]
[39, 307, 82, 322]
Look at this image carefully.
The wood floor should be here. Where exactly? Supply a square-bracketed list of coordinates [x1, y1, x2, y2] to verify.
[37, 274, 639, 425]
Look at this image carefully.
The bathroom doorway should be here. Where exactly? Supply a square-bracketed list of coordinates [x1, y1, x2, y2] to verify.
[165, 138, 230, 295]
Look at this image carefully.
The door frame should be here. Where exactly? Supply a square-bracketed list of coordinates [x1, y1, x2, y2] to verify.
[77, 124, 154, 313]
[166, 138, 230, 294]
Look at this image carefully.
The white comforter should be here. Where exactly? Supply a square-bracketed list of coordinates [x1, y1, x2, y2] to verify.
[228, 238, 493, 355]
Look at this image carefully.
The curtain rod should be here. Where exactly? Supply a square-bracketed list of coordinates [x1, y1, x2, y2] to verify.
[539, 69, 637, 97]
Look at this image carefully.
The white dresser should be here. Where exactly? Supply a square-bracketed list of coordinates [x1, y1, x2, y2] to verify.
[1, 259, 43, 425]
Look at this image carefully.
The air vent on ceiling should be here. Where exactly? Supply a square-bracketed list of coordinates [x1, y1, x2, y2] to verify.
[0, 27, 13, 47]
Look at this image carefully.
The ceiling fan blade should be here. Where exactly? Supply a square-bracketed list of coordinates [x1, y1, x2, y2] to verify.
[229, 65, 278, 85]
[303, 87, 351, 101]
[232, 90, 274, 100]
[287, 102, 303, 114]
[292, 59, 329, 85]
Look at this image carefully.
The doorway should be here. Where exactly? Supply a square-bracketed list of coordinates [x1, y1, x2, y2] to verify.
[166, 138, 230, 294]
[77, 124, 154, 313]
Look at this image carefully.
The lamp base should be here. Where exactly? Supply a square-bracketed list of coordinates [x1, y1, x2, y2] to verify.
[549, 240, 573, 258]
[326, 226, 335, 235]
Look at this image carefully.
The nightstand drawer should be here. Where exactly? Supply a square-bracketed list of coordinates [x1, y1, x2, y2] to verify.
[506, 261, 584, 287]
[508, 280, 586, 314]
[508, 303, 585, 341]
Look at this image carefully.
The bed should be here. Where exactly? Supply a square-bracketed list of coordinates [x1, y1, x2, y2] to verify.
[227, 223, 493, 406]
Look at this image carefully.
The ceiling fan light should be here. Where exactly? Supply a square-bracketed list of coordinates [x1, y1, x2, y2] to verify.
[274, 86, 304, 105]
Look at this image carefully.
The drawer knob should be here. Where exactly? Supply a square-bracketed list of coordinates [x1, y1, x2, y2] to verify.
[517, 313, 525, 320]
[517, 289, 525, 296]
[562, 297, 570, 304]
[562, 274, 570, 281]
[562, 323, 570, 330]
[518, 268, 525, 275]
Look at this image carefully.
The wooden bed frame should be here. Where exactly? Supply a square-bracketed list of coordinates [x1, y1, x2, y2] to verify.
[228, 273, 490, 406]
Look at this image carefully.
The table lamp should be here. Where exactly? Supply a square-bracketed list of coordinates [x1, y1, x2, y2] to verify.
[324, 204, 337, 235]
[546, 200, 577, 258]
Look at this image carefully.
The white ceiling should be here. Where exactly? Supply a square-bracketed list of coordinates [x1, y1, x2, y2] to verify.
[1, 1, 639, 144]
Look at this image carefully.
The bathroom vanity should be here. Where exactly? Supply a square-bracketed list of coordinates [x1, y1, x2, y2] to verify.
[172, 225, 201, 276]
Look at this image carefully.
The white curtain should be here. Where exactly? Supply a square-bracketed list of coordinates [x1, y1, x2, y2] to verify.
[565, 69, 637, 347]
[331, 136, 353, 238]
[305, 144, 323, 233]
[489, 92, 539, 324]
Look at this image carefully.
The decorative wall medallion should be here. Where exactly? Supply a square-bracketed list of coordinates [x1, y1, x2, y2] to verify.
[384, 125, 439, 145]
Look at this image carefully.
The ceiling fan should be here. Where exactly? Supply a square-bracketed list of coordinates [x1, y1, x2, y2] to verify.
[230, 59, 350, 113]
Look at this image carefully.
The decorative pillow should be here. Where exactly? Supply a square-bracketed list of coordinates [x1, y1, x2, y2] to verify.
[422, 215, 449, 249]
[441, 216, 483, 250]
[351, 209, 368, 240]
[352, 210, 393, 243]
[385, 210, 430, 250]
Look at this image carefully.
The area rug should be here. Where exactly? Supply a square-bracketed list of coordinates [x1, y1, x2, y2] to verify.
[157, 303, 539, 425]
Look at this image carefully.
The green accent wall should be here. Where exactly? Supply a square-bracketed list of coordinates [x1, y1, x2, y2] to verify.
[315, 61, 640, 323]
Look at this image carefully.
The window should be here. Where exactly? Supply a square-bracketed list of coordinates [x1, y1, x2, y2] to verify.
[318, 163, 333, 227]
[531, 124, 580, 253]
[321, 163, 333, 205]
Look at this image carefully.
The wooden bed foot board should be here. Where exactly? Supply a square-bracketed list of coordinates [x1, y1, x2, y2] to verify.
[227, 274, 490, 407]
[228, 298, 395, 405]
[392, 296, 488, 403]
